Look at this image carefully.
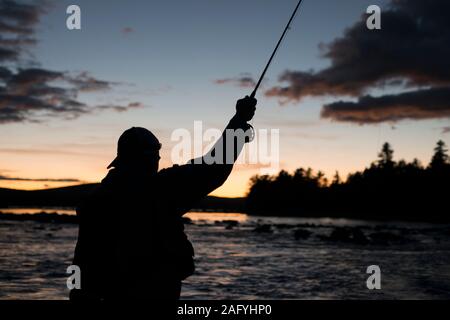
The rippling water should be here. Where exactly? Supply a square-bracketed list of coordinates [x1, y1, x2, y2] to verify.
[1, 209, 450, 299]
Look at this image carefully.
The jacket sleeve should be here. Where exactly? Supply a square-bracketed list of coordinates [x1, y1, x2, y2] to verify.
[158, 115, 252, 213]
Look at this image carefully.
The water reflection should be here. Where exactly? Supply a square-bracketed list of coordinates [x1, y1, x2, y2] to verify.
[186, 212, 247, 223]
[1, 209, 450, 299]
[0, 208, 76, 215]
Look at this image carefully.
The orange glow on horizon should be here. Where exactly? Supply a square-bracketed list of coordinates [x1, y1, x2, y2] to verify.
[0, 180, 88, 191]
[0, 164, 358, 197]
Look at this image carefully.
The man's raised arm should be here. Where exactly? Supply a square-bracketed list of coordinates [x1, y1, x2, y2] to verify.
[158, 96, 257, 208]
[192, 95, 257, 169]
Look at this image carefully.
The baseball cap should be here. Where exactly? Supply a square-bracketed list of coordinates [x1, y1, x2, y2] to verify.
[107, 127, 161, 169]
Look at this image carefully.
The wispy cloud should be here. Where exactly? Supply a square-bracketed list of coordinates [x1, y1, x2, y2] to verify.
[67, 71, 116, 92]
[121, 27, 134, 35]
[214, 73, 256, 88]
[0, 174, 81, 182]
[95, 102, 144, 113]
[0, 147, 99, 156]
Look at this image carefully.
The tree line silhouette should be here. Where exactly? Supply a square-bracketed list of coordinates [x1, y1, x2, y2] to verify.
[246, 140, 450, 221]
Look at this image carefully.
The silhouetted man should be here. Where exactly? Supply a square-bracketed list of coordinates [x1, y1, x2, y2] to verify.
[70, 96, 256, 300]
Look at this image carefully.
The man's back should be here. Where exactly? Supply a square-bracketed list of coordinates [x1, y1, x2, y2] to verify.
[72, 167, 196, 300]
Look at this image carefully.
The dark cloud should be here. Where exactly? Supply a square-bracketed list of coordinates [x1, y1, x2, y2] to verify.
[0, 36, 35, 46]
[321, 87, 450, 124]
[214, 74, 256, 88]
[0, 65, 12, 78]
[0, 0, 43, 35]
[7, 68, 63, 92]
[0, 174, 80, 182]
[0, 67, 144, 123]
[265, 0, 450, 123]
[0, 0, 143, 124]
[0, 46, 18, 60]
[0, 0, 44, 61]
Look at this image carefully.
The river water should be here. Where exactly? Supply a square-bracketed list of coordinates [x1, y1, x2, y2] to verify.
[1, 209, 450, 299]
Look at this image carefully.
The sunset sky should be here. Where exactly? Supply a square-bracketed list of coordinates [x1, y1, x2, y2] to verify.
[1, 0, 449, 197]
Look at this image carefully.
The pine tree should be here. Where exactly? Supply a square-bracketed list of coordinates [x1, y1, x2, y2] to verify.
[377, 142, 394, 168]
[332, 171, 341, 185]
[429, 140, 449, 169]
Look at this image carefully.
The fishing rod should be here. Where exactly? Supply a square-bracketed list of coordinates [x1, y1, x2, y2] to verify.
[250, 0, 304, 99]
[244, 0, 303, 142]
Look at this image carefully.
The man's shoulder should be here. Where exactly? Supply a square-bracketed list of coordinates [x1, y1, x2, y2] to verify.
[80, 181, 116, 207]
[157, 164, 190, 176]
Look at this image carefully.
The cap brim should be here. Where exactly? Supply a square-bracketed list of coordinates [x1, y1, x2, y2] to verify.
[107, 157, 119, 169]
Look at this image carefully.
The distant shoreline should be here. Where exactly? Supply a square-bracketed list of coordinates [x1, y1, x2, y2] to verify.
[0, 184, 246, 212]
[2, 180, 450, 223]
[1, 209, 449, 225]
[0, 211, 79, 223]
